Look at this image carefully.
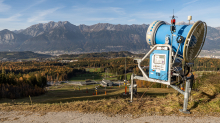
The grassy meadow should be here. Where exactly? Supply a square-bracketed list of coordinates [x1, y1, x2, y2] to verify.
[69, 67, 132, 81]
[0, 83, 175, 104]
[0, 71, 220, 117]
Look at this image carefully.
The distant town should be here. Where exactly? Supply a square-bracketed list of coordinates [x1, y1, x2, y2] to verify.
[35, 50, 220, 59]
[0, 50, 219, 62]
[198, 50, 220, 58]
[35, 49, 150, 56]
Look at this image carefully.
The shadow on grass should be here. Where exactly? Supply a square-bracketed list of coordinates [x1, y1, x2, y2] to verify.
[0, 87, 176, 104]
[45, 93, 123, 103]
[136, 92, 172, 97]
[189, 92, 218, 110]
[0, 88, 123, 104]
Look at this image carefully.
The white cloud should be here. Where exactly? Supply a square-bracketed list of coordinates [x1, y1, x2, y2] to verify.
[175, 5, 220, 27]
[0, 14, 21, 22]
[87, 17, 116, 21]
[1, 0, 220, 30]
[130, 12, 169, 19]
[27, 7, 63, 23]
[0, 0, 48, 30]
[88, 0, 114, 3]
[72, 6, 125, 15]
[202, 18, 220, 28]
[183, 0, 199, 5]
[110, 7, 126, 15]
[176, 5, 220, 16]
[0, 0, 11, 12]
[128, 19, 136, 22]
[20, 0, 46, 13]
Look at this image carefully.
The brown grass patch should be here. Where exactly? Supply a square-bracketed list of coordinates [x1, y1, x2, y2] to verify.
[0, 117, 9, 122]
[13, 117, 19, 120]
[0, 91, 220, 117]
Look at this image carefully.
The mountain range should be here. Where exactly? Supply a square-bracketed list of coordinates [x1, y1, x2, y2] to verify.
[0, 21, 219, 52]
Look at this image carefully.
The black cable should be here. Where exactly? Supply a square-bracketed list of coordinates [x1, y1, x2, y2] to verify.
[184, 65, 190, 76]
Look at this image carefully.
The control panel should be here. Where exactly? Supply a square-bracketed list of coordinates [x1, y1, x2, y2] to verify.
[149, 50, 169, 81]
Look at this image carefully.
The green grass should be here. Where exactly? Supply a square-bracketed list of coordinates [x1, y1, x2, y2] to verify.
[6, 53, 14, 55]
[70, 67, 118, 81]
[69, 72, 102, 81]
[20, 58, 37, 60]
[70, 67, 132, 81]
[99, 72, 118, 80]
[86, 68, 101, 72]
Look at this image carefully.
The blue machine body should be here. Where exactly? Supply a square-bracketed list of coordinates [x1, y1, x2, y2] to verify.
[155, 25, 192, 58]
[149, 50, 169, 81]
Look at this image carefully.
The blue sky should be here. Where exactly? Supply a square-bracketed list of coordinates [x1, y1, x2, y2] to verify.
[0, 0, 219, 30]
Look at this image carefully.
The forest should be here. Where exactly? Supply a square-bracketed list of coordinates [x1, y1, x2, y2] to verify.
[192, 58, 220, 71]
[0, 54, 220, 99]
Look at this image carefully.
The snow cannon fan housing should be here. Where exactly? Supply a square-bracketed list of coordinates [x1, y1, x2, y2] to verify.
[146, 20, 207, 62]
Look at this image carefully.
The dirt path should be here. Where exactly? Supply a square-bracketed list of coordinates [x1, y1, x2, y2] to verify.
[0, 111, 220, 123]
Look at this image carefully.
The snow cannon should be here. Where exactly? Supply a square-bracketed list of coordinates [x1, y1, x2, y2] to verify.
[131, 14, 207, 114]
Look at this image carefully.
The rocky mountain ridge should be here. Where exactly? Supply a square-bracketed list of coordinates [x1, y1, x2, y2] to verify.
[0, 21, 219, 52]
[10, 21, 149, 52]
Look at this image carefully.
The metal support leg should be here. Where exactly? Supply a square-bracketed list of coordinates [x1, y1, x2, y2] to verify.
[179, 79, 191, 114]
[130, 73, 133, 102]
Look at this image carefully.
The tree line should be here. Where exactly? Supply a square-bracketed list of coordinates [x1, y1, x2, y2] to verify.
[1, 57, 220, 99]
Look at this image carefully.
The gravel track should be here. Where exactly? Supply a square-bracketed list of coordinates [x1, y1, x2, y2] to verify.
[0, 111, 219, 123]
